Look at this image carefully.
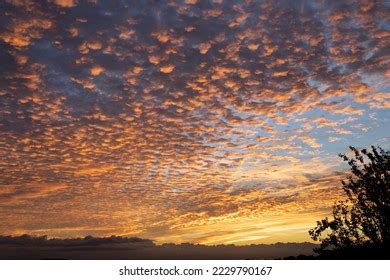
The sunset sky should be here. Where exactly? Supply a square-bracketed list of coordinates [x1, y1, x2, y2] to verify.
[0, 0, 389, 245]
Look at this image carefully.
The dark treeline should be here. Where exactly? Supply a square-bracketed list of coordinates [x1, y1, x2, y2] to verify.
[283, 245, 389, 260]
[0, 234, 152, 247]
[1, 234, 388, 260]
[0, 235, 316, 260]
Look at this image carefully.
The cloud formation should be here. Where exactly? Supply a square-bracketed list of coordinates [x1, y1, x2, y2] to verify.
[0, 0, 389, 244]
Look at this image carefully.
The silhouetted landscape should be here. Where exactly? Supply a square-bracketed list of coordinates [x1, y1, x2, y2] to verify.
[0, 235, 316, 260]
[1, 234, 388, 260]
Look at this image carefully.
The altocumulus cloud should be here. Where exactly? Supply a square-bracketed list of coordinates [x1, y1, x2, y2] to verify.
[0, 0, 389, 244]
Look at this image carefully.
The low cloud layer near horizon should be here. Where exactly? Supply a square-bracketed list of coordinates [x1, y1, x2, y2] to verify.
[0, 0, 389, 244]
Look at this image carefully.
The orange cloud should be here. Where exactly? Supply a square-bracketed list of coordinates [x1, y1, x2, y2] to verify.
[159, 65, 175, 73]
[87, 40, 102, 50]
[0, 0, 387, 245]
[199, 42, 212, 54]
[53, 0, 77, 8]
[90, 66, 104, 76]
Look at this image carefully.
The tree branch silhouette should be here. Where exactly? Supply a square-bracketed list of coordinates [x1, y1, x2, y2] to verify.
[309, 146, 390, 255]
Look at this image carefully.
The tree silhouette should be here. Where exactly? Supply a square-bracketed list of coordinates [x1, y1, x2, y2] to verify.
[309, 146, 390, 255]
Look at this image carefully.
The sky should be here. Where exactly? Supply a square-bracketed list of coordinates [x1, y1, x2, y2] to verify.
[0, 0, 389, 245]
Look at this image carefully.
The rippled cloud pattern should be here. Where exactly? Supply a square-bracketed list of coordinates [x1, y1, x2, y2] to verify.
[0, 0, 389, 244]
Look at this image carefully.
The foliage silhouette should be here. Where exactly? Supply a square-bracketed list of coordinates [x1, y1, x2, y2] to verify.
[309, 146, 390, 258]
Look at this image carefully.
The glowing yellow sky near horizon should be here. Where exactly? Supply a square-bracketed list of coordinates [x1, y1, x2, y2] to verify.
[0, 0, 389, 244]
